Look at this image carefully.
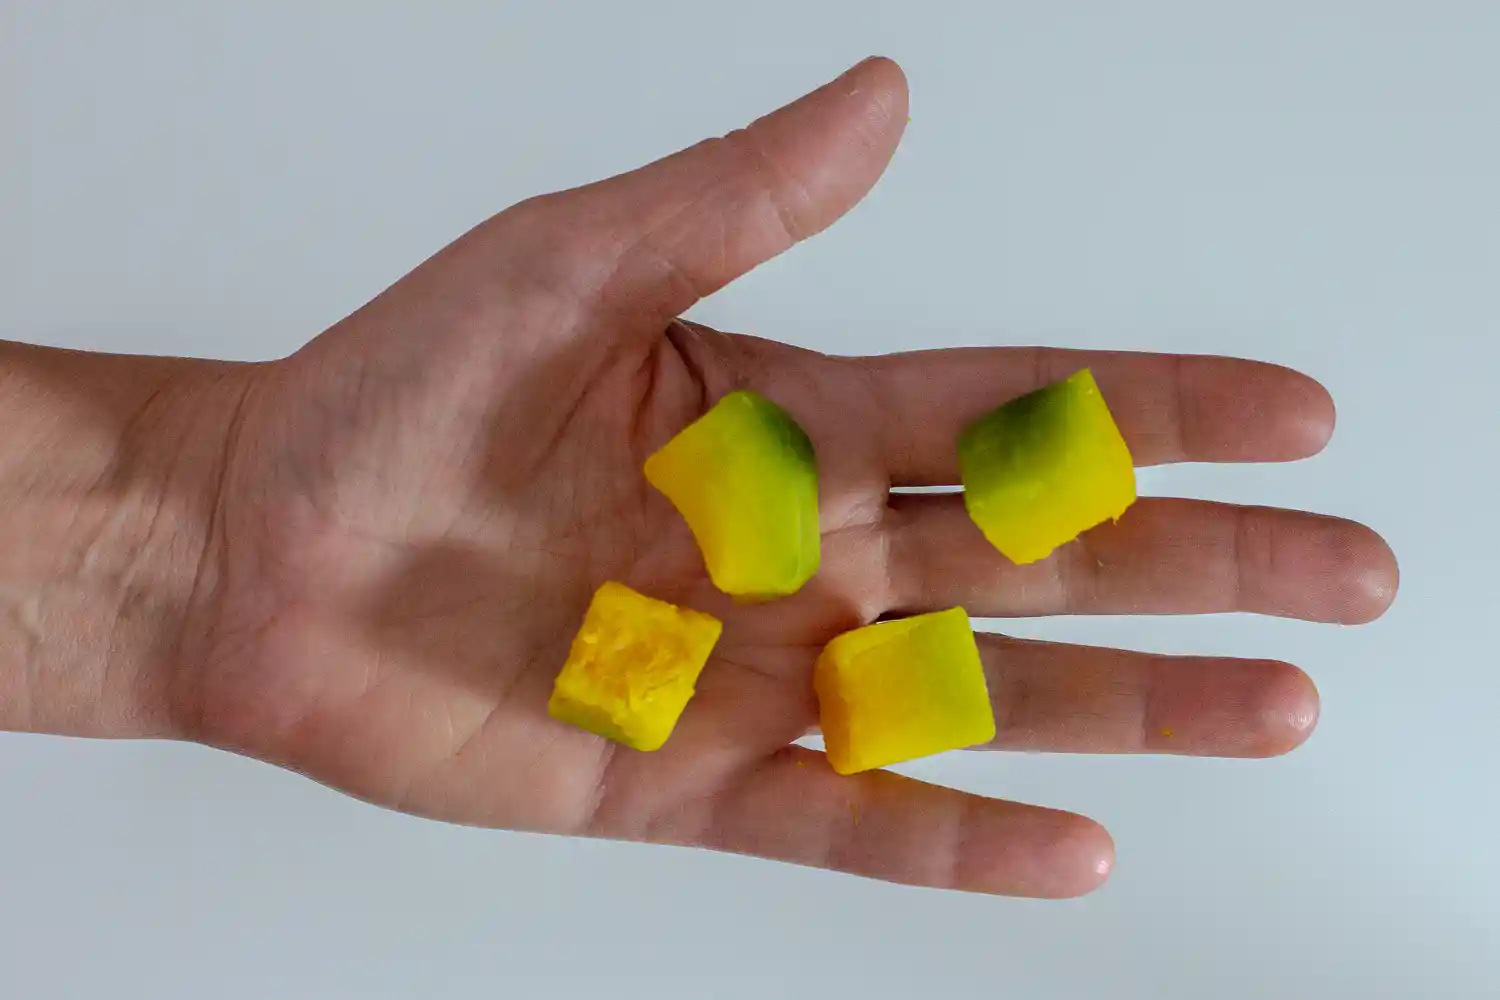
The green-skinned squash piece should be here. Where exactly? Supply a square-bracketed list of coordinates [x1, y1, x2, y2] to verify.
[958, 368, 1136, 565]
[644, 390, 820, 600]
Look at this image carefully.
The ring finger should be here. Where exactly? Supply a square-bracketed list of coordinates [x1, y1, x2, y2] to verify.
[974, 633, 1319, 757]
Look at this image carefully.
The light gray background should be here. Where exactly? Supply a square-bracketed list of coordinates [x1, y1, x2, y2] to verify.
[2, 2, 1495, 997]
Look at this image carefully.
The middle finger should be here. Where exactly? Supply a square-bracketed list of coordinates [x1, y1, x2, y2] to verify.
[883, 494, 1396, 621]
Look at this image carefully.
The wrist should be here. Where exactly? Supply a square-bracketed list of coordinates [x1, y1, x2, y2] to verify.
[0, 342, 252, 739]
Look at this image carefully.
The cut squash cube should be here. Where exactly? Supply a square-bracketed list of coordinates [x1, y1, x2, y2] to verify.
[548, 581, 722, 751]
[813, 607, 994, 775]
[958, 368, 1136, 565]
[644, 390, 819, 600]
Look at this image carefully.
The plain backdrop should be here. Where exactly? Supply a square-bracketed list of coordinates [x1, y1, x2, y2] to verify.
[2, 3, 1496, 998]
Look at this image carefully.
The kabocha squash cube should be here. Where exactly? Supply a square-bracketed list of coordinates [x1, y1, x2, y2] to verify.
[644, 390, 819, 600]
[813, 607, 995, 775]
[548, 582, 722, 752]
[958, 368, 1136, 565]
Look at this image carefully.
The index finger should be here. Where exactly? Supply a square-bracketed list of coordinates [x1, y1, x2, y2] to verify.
[856, 347, 1335, 485]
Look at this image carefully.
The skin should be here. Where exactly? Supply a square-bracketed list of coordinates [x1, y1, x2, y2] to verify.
[0, 57, 1396, 898]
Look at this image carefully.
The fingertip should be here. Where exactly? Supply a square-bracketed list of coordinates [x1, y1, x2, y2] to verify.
[844, 55, 908, 95]
[973, 808, 1116, 899]
[1251, 660, 1322, 757]
[1216, 359, 1336, 461]
[1340, 523, 1400, 624]
[1046, 815, 1117, 899]
[828, 55, 909, 143]
[1278, 365, 1337, 459]
[863, 55, 910, 109]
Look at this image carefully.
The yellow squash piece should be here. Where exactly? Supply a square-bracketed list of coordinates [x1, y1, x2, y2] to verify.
[958, 368, 1136, 565]
[813, 607, 995, 775]
[644, 390, 820, 600]
[548, 582, 722, 751]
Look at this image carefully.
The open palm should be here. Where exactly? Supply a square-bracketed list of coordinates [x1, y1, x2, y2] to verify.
[189, 58, 1396, 897]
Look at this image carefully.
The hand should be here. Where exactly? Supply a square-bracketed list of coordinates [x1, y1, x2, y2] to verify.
[4, 57, 1396, 897]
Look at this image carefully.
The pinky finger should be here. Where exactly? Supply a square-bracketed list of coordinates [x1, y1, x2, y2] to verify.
[687, 747, 1114, 898]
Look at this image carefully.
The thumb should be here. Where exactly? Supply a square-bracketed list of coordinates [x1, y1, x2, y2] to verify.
[549, 56, 908, 330]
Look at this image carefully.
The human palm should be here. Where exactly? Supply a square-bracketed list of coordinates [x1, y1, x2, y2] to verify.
[187, 59, 1395, 897]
